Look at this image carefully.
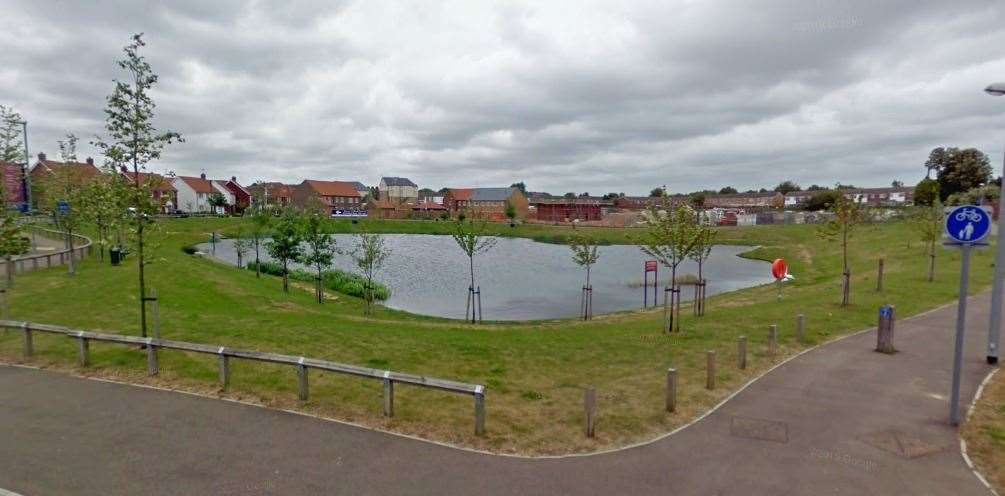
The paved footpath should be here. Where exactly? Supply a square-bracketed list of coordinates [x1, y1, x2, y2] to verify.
[0, 294, 998, 495]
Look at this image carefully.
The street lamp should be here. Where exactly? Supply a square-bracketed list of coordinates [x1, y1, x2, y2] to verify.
[985, 82, 1005, 364]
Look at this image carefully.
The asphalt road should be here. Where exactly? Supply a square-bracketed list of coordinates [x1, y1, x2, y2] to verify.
[0, 294, 997, 495]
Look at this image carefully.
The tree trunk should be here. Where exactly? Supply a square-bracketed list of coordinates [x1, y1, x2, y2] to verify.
[282, 259, 289, 293]
[138, 220, 147, 337]
[842, 270, 851, 306]
[254, 238, 261, 278]
[67, 228, 76, 275]
[316, 267, 323, 303]
[927, 242, 935, 282]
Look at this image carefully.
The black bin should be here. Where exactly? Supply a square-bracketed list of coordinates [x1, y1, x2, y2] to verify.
[110, 247, 121, 266]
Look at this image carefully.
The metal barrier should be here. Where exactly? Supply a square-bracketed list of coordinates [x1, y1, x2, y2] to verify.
[2, 226, 93, 275]
[2, 319, 487, 435]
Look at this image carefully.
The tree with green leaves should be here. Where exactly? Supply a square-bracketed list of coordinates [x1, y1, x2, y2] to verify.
[569, 233, 600, 320]
[351, 231, 391, 315]
[249, 202, 272, 278]
[50, 134, 88, 275]
[266, 207, 304, 293]
[817, 195, 868, 306]
[688, 222, 716, 316]
[926, 147, 992, 201]
[92, 33, 182, 337]
[910, 202, 943, 282]
[633, 196, 701, 332]
[509, 181, 527, 194]
[452, 215, 497, 323]
[773, 180, 801, 194]
[0, 105, 27, 270]
[914, 177, 940, 206]
[299, 212, 337, 303]
[649, 187, 666, 197]
[718, 186, 738, 194]
[0, 105, 24, 164]
[504, 200, 517, 224]
[208, 191, 228, 214]
[233, 228, 251, 269]
[78, 169, 125, 262]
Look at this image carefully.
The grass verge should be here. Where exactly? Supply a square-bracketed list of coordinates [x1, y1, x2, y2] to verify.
[962, 369, 1005, 493]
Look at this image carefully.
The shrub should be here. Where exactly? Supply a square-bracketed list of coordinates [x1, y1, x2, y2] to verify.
[246, 261, 390, 300]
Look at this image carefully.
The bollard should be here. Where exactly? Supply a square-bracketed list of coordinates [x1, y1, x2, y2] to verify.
[876, 258, 884, 292]
[297, 359, 309, 401]
[218, 348, 230, 389]
[474, 387, 486, 436]
[584, 386, 597, 438]
[796, 314, 805, 344]
[738, 336, 747, 370]
[876, 305, 896, 354]
[706, 351, 716, 390]
[77, 334, 89, 367]
[21, 322, 32, 357]
[146, 338, 158, 376]
[768, 325, 778, 358]
[666, 368, 677, 413]
[383, 371, 394, 417]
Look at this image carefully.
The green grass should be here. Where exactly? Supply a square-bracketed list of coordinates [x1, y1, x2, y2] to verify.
[0, 216, 996, 455]
[245, 261, 391, 300]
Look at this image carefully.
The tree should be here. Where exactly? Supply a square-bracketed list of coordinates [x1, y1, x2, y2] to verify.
[926, 147, 992, 201]
[208, 191, 228, 214]
[773, 181, 801, 194]
[569, 233, 600, 320]
[299, 212, 337, 303]
[910, 203, 942, 282]
[891, 180, 904, 188]
[233, 228, 251, 269]
[563, 192, 576, 199]
[914, 177, 940, 206]
[451, 216, 497, 323]
[633, 201, 700, 332]
[92, 33, 182, 338]
[0, 105, 27, 273]
[689, 191, 706, 208]
[649, 187, 666, 197]
[803, 189, 840, 211]
[834, 183, 857, 190]
[504, 200, 517, 223]
[817, 195, 867, 306]
[688, 223, 716, 316]
[79, 168, 127, 262]
[718, 186, 738, 194]
[946, 184, 999, 206]
[806, 184, 826, 191]
[510, 182, 527, 194]
[266, 207, 304, 293]
[249, 202, 272, 278]
[51, 134, 86, 275]
[0, 105, 24, 163]
[351, 231, 391, 316]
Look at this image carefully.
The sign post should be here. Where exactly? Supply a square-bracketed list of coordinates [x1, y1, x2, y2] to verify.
[944, 205, 992, 426]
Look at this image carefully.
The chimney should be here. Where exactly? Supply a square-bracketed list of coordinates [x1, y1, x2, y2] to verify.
[37, 152, 46, 162]
[86, 157, 94, 166]
[231, 176, 237, 182]
[200, 173, 206, 180]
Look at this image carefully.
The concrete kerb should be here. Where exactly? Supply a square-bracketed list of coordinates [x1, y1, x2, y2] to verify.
[0, 297, 974, 461]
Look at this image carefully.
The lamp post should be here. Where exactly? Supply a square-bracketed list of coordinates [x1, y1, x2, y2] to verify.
[984, 82, 1005, 365]
[13, 119, 31, 212]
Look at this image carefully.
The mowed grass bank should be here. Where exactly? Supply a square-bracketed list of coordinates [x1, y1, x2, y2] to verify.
[0, 217, 995, 455]
[961, 370, 1005, 493]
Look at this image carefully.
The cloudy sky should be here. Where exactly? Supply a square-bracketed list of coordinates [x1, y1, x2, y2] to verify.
[1, 0, 1003, 195]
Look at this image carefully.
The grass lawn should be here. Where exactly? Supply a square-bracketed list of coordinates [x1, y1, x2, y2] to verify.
[0, 216, 995, 455]
[962, 370, 1005, 493]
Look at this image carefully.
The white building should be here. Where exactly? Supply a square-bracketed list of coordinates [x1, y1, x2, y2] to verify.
[173, 173, 234, 213]
[379, 176, 418, 204]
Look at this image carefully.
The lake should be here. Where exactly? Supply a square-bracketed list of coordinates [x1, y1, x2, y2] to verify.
[198, 234, 772, 321]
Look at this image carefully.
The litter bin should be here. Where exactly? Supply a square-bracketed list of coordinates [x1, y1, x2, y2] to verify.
[110, 247, 121, 266]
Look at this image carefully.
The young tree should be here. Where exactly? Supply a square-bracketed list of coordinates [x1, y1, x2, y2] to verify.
[351, 231, 391, 315]
[299, 212, 337, 303]
[249, 202, 272, 278]
[688, 222, 716, 316]
[452, 215, 497, 323]
[569, 233, 600, 320]
[92, 33, 182, 337]
[79, 169, 123, 262]
[910, 202, 942, 282]
[51, 134, 86, 275]
[266, 207, 303, 293]
[233, 227, 251, 269]
[0, 105, 27, 270]
[914, 177, 940, 206]
[817, 195, 868, 306]
[0, 105, 25, 163]
[504, 200, 517, 224]
[633, 197, 700, 332]
[208, 191, 228, 214]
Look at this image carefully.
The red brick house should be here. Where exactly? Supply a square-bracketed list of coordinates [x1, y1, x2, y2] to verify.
[443, 187, 529, 220]
[221, 176, 251, 214]
[532, 198, 611, 222]
[30, 152, 102, 209]
[0, 160, 25, 208]
[292, 179, 363, 215]
[119, 167, 178, 213]
[247, 182, 294, 207]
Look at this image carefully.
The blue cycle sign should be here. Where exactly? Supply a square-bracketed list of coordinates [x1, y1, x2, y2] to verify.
[945, 205, 991, 244]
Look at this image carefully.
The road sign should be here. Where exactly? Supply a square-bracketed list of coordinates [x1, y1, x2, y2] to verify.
[56, 200, 69, 215]
[945, 205, 991, 244]
[644, 260, 657, 272]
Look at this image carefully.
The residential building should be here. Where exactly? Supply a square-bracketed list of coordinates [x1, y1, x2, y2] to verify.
[613, 195, 686, 210]
[0, 160, 25, 208]
[219, 176, 251, 214]
[532, 197, 612, 222]
[29, 152, 102, 209]
[784, 187, 914, 208]
[379, 177, 418, 204]
[247, 182, 294, 206]
[119, 166, 178, 213]
[292, 179, 363, 215]
[172, 173, 234, 213]
[702, 191, 784, 209]
[443, 187, 528, 221]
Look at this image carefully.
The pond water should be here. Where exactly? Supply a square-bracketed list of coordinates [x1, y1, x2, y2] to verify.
[197, 234, 772, 321]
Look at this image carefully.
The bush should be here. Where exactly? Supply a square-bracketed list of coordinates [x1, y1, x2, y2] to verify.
[246, 261, 390, 300]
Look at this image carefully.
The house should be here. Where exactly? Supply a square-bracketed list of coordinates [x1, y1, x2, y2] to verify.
[532, 197, 612, 222]
[119, 166, 178, 213]
[247, 182, 294, 206]
[172, 173, 234, 213]
[784, 187, 915, 208]
[613, 195, 686, 210]
[220, 176, 251, 214]
[292, 179, 363, 216]
[0, 160, 25, 209]
[352, 182, 370, 199]
[702, 191, 784, 209]
[379, 177, 418, 204]
[443, 187, 528, 221]
[29, 152, 102, 209]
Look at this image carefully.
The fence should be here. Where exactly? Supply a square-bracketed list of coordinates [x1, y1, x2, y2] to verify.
[1, 225, 93, 276]
[1, 319, 487, 435]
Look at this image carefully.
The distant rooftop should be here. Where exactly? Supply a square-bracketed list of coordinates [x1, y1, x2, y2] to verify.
[381, 176, 417, 187]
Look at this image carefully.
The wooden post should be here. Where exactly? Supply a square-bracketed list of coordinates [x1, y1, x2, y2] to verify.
[382, 371, 394, 417]
[584, 386, 596, 438]
[796, 314, 805, 344]
[706, 351, 716, 390]
[77, 334, 89, 367]
[876, 305, 896, 354]
[218, 348, 230, 389]
[297, 359, 309, 401]
[474, 386, 486, 436]
[666, 368, 677, 413]
[21, 322, 32, 357]
[876, 258, 884, 292]
[738, 336, 747, 370]
[768, 324, 778, 358]
[146, 339, 158, 376]
[151, 288, 160, 339]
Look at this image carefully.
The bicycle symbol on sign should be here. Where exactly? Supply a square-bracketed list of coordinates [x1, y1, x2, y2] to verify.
[954, 208, 983, 222]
